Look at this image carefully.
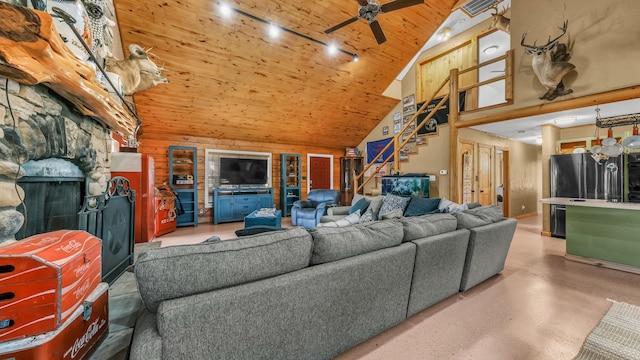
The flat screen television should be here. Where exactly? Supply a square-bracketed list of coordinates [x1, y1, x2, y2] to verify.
[219, 157, 268, 186]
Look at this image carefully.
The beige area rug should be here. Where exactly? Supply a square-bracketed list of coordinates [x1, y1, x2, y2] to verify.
[573, 300, 640, 360]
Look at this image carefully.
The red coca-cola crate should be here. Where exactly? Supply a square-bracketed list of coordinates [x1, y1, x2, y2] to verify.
[155, 197, 177, 237]
[0, 230, 102, 342]
[0, 282, 109, 360]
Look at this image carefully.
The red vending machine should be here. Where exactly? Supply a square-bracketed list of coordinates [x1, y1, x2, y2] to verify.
[111, 152, 156, 243]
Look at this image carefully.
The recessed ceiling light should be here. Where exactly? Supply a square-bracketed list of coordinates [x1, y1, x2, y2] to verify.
[268, 23, 280, 39]
[437, 27, 452, 41]
[483, 45, 499, 55]
[219, 3, 232, 18]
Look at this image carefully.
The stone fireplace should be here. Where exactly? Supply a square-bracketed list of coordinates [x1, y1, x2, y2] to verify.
[0, 78, 113, 243]
[0, 78, 135, 284]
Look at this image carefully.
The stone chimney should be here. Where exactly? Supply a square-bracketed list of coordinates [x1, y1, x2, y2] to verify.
[0, 78, 112, 244]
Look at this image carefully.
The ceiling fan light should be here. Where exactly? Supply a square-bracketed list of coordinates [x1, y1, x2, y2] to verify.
[352, 54, 359, 62]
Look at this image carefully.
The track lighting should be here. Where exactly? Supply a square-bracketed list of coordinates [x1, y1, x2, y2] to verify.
[217, 2, 359, 62]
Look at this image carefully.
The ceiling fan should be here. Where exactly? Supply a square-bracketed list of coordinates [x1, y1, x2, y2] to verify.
[324, 0, 425, 45]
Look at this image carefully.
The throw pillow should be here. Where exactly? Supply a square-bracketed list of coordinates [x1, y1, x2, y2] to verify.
[467, 202, 482, 209]
[234, 226, 286, 237]
[438, 197, 468, 213]
[349, 197, 370, 215]
[368, 196, 384, 216]
[378, 194, 410, 217]
[317, 210, 361, 227]
[358, 207, 376, 223]
[380, 208, 403, 220]
[404, 197, 441, 217]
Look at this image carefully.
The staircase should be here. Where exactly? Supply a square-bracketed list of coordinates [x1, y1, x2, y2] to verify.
[355, 50, 514, 202]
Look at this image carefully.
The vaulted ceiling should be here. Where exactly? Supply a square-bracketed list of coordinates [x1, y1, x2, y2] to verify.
[114, 0, 457, 149]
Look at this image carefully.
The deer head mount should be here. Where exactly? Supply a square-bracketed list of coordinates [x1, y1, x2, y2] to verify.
[488, 5, 510, 34]
[521, 20, 576, 101]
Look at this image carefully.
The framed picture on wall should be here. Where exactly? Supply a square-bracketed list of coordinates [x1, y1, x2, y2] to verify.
[403, 94, 415, 113]
[382, 126, 389, 135]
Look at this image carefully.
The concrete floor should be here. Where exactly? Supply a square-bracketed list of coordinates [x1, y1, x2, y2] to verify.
[94, 213, 640, 359]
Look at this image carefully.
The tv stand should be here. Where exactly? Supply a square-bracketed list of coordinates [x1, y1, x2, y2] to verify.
[213, 187, 274, 224]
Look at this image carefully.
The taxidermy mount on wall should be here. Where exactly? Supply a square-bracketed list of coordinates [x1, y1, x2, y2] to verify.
[106, 44, 169, 96]
[488, 5, 510, 34]
[521, 20, 576, 101]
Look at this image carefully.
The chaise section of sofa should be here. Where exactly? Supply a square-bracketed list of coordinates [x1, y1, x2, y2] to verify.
[399, 214, 471, 317]
[453, 206, 518, 291]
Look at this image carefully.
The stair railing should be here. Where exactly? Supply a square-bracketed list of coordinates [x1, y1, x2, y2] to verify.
[354, 49, 514, 197]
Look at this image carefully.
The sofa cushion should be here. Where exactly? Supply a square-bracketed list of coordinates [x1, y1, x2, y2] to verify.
[399, 213, 458, 242]
[309, 219, 404, 265]
[316, 210, 361, 227]
[404, 197, 441, 217]
[349, 197, 369, 215]
[378, 194, 410, 217]
[453, 205, 504, 229]
[135, 227, 313, 312]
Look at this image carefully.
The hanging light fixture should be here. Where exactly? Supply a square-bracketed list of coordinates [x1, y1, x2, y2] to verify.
[622, 123, 640, 149]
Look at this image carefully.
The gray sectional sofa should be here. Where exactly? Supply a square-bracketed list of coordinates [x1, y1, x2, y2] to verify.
[130, 206, 517, 360]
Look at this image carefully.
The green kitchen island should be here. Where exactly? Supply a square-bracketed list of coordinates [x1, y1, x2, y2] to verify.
[540, 197, 640, 274]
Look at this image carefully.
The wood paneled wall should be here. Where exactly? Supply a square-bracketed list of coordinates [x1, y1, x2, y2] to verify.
[417, 39, 476, 102]
[136, 134, 345, 223]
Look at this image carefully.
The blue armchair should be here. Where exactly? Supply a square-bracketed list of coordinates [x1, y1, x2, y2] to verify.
[291, 189, 341, 229]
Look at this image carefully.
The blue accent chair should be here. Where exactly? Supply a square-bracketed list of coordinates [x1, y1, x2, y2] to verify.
[291, 189, 341, 229]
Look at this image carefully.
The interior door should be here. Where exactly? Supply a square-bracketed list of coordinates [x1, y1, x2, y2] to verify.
[478, 144, 493, 205]
[309, 156, 331, 190]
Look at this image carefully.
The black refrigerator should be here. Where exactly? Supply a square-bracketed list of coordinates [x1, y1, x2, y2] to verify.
[550, 153, 623, 237]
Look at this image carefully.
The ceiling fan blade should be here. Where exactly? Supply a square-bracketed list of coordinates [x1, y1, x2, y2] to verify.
[380, 0, 424, 13]
[324, 16, 359, 34]
[369, 20, 387, 44]
[357, 0, 369, 6]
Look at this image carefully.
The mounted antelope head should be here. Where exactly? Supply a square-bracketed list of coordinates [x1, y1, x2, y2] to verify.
[488, 5, 510, 34]
[521, 20, 576, 101]
[106, 44, 169, 96]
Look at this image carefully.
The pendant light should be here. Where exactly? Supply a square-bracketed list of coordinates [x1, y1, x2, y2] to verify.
[602, 127, 617, 146]
[622, 124, 640, 149]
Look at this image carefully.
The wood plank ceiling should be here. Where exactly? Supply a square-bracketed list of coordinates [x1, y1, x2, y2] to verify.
[114, 0, 457, 149]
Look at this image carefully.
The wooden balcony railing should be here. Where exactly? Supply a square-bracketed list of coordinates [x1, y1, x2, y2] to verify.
[355, 49, 514, 199]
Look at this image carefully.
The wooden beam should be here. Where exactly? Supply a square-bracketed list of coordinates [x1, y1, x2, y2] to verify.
[457, 85, 640, 128]
[0, 3, 137, 136]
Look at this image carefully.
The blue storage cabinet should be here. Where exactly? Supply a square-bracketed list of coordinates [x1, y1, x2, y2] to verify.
[169, 146, 198, 227]
[280, 154, 301, 217]
[213, 188, 274, 224]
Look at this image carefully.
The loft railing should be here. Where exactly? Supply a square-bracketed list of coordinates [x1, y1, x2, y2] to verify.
[354, 49, 514, 197]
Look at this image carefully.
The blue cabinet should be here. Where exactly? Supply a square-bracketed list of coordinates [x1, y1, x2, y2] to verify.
[169, 146, 198, 227]
[213, 188, 274, 224]
[280, 154, 301, 217]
